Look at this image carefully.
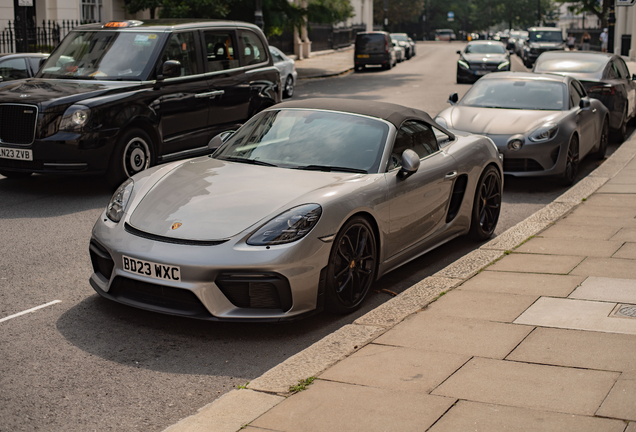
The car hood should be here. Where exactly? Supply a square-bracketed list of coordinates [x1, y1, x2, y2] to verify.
[462, 53, 507, 63]
[445, 106, 562, 135]
[0, 78, 141, 109]
[128, 157, 359, 240]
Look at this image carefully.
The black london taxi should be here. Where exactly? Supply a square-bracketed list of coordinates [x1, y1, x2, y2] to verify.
[0, 20, 281, 185]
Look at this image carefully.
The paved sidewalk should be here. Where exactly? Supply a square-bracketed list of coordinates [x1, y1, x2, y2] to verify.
[165, 123, 636, 431]
[293, 46, 354, 79]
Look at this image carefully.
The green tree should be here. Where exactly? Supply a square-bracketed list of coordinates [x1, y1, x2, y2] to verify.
[554, 0, 610, 28]
[159, 0, 230, 19]
[123, 0, 163, 19]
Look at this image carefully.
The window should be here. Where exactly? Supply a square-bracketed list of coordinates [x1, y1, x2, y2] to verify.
[388, 120, 438, 171]
[611, 61, 623, 79]
[0, 58, 29, 80]
[204, 31, 239, 72]
[80, 0, 102, 22]
[238, 30, 267, 66]
[161, 32, 199, 77]
[572, 80, 587, 98]
[616, 58, 630, 79]
[270, 49, 284, 63]
[569, 82, 581, 109]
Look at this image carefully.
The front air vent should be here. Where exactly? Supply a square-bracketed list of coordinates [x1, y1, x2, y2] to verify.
[0, 104, 38, 145]
[446, 174, 468, 223]
[215, 272, 292, 311]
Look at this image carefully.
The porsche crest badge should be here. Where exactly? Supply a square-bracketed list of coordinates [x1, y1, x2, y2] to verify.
[171, 222, 182, 230]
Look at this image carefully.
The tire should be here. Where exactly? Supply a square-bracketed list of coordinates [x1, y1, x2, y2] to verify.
[561, 135, 580, 186]
[0, 170, 32, 179]
[325, 216, 378, 314]
[593, 118, 609, 160]
[107, 127, 154, 188]
[283, 75, 294, 98]
[468, 165, 502, 241]
[612, 106, 628, 143]
[385, 61, 392, 70]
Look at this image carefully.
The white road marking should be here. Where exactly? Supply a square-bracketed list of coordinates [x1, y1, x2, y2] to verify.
[0, 300, 62, 323]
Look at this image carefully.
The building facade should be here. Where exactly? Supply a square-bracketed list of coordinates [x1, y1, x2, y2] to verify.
[614, 3, 636, 59]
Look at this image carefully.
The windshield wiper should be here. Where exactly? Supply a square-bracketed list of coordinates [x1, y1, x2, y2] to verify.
[218, 156, 278, 167]
[296, 165, 368, 174]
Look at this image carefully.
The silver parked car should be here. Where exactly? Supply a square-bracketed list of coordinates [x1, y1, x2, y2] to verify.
[437, 72, 609, 185]
[89, 99, 503, 321]
[269, 46, 297, 98]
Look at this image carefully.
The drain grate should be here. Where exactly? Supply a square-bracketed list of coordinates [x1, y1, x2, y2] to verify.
[610, 304, 636, 319]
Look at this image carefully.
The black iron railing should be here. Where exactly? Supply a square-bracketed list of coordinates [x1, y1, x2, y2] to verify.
[0, 20, 96, 54]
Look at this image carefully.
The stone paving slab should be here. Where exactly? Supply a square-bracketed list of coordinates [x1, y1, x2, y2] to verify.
[569, 276, 636, 303]
[628, 422, 636, 432]
[571, 257, 636, 279]
[514, 297, 636, 335]
[457, 271, 584, 297]
[250, 380, 456, 432]
[507, 327, 636, 372]
[614, 242, 636, 259]
[558, 215, 636, 228]
[375, 314, 533, 359]
[319, 343, 469, 392]
[597, 184, 636, 193]
[596, 371, 636, 421]
[564, 204, 636, 218]
[611, 228, 636, 242]
[607, 168, 636, 184]
[539, 224, 621, 240]
[583, 193, 636, 207]
[487, 253, 585, 274]
[423, 289, 538, 323]
[427, 400, 627, 432]
[431, 357, 620, 416]
[515, 237, 623, 257]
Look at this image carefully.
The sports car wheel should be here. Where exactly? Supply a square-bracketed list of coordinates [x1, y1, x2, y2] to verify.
[0, 170, 32, 179]
[108, 128, 154, 187]
[613, 106, 628, 143]
[325, 217, 378, 314]
[594, 118, 609, 160]
[469, 165, 502, 241]
[283, 75, 294, 98]
[561, 135, 579, 186]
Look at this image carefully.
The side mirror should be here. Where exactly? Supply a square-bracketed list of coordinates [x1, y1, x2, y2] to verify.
[448, 93, 459, 104]
[456, 50, 461, 54]
[579, 97, 591, 109]
[162, 60, 181, 79]
[632, 74, 636, 81]
[208, 130, 235, 152]
[398, 149, 420, 179]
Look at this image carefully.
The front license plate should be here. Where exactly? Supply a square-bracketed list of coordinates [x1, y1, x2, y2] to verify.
[357, 54, 369, 58]
[122, 255, 181, 281]
[0, 147, 33, 161]
[475, 70, 490, 76]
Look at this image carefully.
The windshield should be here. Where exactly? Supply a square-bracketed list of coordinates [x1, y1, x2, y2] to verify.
[529, 31, 563, 43]
[535, 54, 606, 74]
[356, 34, 386, 53]
[460, 79, 566, 111]
[215, 109, 389, 173]
[465, 44, 506, 54]
[39, 30, 163, 80]
[391, 34, 408, 42]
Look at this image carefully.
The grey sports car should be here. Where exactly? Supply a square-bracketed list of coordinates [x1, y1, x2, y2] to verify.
[89, 99, 503, 321]
[436, 72, 609, 185]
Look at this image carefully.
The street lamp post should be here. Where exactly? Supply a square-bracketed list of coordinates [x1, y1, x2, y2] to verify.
[537, 0, 541, 25]
[255, 0, 264, 30]
[608, 0, 616, 54]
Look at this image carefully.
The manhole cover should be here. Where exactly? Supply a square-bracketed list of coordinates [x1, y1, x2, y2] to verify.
[611, 304, 636, 319]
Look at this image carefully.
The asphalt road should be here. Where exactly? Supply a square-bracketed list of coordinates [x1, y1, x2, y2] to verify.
[0, 42, 629, 432]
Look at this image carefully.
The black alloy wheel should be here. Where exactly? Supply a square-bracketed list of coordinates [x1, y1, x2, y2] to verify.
[613, 106, 628, 143]
[561, 135, 580, 186]
[594, 118, 609, 160]
[0, 170, 32, 179]
[469, 165, 502, 241]
[283, 75, 294, 98]
[107, 127, 154, 188]
[325, 217, 378, 314]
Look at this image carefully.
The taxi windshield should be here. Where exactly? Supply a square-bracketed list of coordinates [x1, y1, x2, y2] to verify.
[38, 30, 163, 80]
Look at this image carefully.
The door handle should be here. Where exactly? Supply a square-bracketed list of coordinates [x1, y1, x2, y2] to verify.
[592, 108, 597, 113]
[195, 90, 225, 98]
[445, 171, 458, 180]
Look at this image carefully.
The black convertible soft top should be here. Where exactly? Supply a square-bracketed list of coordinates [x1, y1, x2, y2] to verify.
[273, 98, 454, 138]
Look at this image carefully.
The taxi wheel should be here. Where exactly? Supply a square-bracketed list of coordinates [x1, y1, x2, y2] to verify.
[0, 170, 32, 179]
[107, 128, 154, 187]
[283, 75, 294, 98]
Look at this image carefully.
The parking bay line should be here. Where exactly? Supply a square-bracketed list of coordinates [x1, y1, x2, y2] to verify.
[0, 300, 62, 323]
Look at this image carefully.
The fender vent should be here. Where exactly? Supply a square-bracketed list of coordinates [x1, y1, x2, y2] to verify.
[446, 174, 468, 223]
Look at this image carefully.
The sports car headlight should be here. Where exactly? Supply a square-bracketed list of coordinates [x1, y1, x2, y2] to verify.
[498, 61, 510, 70]
[59, 105, 91, 132]
[247, 204, 322, 246]
[458, 59, 469, 69]
[528, 123, 558, 142]
[106, 178, 134, 223]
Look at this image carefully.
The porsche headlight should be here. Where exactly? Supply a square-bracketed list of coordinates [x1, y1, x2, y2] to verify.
[458, 59, 469, 69]
[59, 105, 91, 132]
[498, 61, 510, 70]
[528, 123, 558, 142]
[247, 204, 322, 246]
[106, 178, 134, 223]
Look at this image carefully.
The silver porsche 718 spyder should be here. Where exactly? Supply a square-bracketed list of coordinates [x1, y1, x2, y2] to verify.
[89, 99, 503, 321]
[436, 72, 609, 185]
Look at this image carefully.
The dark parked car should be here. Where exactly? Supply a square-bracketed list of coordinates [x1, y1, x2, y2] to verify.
[0, 53, 48, 82]
[456, 41, 510, 84]
[0, 20, 281, 185]
[534, 51, 636, 141]
[521, 27, 565, 68]
[354, 31, 396, 71]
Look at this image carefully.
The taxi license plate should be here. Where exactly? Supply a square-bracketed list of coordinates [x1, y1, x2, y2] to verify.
[0, 147, 33, 161]
[357, 54, 369, 58]
[475, 70, 490, 76]
[123, 255, 181, 281]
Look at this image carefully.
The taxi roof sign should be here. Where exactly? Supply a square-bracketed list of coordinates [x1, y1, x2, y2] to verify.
[104, 20, 143, 28]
